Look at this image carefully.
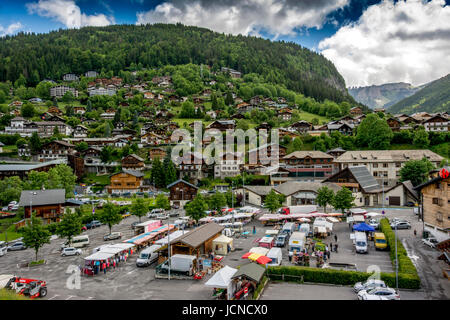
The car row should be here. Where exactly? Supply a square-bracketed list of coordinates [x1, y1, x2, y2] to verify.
[354, 279, 400, 300]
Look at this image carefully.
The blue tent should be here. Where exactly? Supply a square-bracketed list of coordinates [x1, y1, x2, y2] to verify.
[353, 223, 375, 232]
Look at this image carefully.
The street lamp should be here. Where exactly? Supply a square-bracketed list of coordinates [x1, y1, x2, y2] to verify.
[29, 191, 37, 224]
[395, 222, 398, 293]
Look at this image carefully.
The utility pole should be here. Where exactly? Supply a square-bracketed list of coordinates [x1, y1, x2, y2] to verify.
[395, 222, 398, 293]
[168, 220, 171, 281]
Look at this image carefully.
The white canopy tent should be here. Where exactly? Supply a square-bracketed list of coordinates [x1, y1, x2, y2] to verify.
[84, 251, 115, 261]
[366, 212, 382, 218]
[205, 265, 238, 300]
[212, 235, 234, 255]
[249, 247, 269, 255]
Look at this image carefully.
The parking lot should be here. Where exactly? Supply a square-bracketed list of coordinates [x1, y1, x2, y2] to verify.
[0, 206, 447, 300]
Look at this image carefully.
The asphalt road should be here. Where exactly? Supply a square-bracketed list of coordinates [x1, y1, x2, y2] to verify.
[0, 206, 448, 300]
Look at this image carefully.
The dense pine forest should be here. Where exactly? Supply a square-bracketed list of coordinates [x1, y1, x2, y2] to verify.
[0, 23, 355, 104]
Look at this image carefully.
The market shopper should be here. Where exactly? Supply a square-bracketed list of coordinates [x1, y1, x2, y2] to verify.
[335, 243, 338, 253]
[334, 234, 338, 242]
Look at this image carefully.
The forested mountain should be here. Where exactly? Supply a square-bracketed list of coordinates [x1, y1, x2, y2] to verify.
[389, 74, 450, 114]
[0, 23, 355, 104]
[348, 82, 424, 109]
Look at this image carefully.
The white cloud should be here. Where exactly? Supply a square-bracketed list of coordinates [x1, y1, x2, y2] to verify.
[26, 0, 115, 28]
[136, 0, 349, 37]
[319, 0, 450, 87]
[0, 22, 24, 37]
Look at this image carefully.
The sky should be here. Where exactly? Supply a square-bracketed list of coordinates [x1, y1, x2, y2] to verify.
[1, 0, 450, 88]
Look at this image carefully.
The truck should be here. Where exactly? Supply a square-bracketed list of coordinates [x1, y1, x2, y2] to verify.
[278, 205, 317, 215]
[158, 254, 197, 276]
[288, 232, 307, 260]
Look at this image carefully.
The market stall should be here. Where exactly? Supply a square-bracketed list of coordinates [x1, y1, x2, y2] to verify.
[212, 235, 234, 256]
[258, 236, 274, 249]
[205, 265, 237, 300]
[231, 263, 266, 300]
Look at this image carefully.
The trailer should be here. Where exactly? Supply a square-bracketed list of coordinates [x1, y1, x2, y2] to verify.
[278, 205, 317, 215]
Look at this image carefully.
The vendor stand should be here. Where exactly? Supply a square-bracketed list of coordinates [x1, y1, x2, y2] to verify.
[212, 235, 234, 256]
[231, 263, 266, 300]
[258, 236, 274, 249]
[204, 265, 237, 300]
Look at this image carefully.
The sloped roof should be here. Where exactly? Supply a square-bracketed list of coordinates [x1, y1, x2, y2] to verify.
[167, 179, 198, 190]
[349, 166, 380, 192]
[232, 262, 265, 283]
[283, 151, 333, 160]
[244, 186, 273, 196]
[175, 222, 224, 248]
[19, 189, 66, 207]
[335, 150, 443, 162]
[274, 181, 342, 196]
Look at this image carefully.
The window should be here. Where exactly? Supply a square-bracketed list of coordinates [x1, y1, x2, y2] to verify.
[383, 163, 388, 168]
[373, 163, 378, 168]
[432, 198, 439, 205]
[436, 212, 443, 222]
[395, 163, 401, 168]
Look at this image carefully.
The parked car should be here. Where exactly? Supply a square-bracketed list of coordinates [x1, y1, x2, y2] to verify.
[7, 242, 27, 251]
[357, 287, 400, 300]
[86, 220, 102, 229]
[103, 232, 122, 241]
[368, 219, 379, 229]
[422, 237, 439, 248]
[274, 234, 288, 247]
[354, 279, 387, 293]
[390, 221, 411, 230]
[172, 204, 180, 209]
[156, 214, 169, 220]
[131, 222, 140, 230]
[405, 201, 416, 207]
[169, 211, 180, 218]
[61, 247, 82, 256]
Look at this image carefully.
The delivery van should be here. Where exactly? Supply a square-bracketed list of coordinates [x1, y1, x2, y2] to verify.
[267, 247, 282, 266]
[354, 232, 368, 254]
[61, 235, 89, 250]
[281, 222, 296, 236]
[136, 245, 161, 267]
[374, 233, 388, 250]
[299, 223, 311, 236]
[159, 254, 197, 276]
[288, 232, 306, 260]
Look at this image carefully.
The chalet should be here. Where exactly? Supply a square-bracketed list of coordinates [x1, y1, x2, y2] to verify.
[2, 117, 38, 137]
[169, 223, 224, 256]
[374, 108, 386, 114]
[100, 112, 115, 120]
[35, 121, 71, 137]
[38, 140, 76, 161]
[177, 152, 210, 184]
[231, 113, 245, 120]
[248, 143, 287, 167]
[18, 144, 31, 157]
[327, 148, 347, 159]
[121, 154, 145, 171]
[422, 114, 449, 132]
[255, 122, 273, 131]
[349, 107, 363, 116]
[141, 132, 170, 145]
[289, 120, 312, 133]
[221, 67, 242, 79]
[278, 109, 293, 121]
[168, 94, 180, 102]
[412, 112, 432, 122]
[144, 92, 155, 100]
[149, 148, 167, 160]
[73, 125, 88, 138]
[89, 87, 116, 97]
[278, 128, 300, 140]
[48, 106, 63, 115]
[124, 92, 134, 100]
[202, 89, 212, 97]
[281, 151, 334, 182]
[29, 98, 43, 104]
[114, 138, 129, 148]
[415, 168, 450, 241]
[19, 189, 66, 224]
[326, 121, 354, 136]
[339, 115, 356, 124]
[141, 122, 157, 135]
[107, 170, 146, 195]
[9, 101, 23, 108]
[167, 179, 198, 208]
[45, 114, 66, 122]
[387, 118, 401, 132]
[207, 120, 236, 131]
[250, 96, 263, 106]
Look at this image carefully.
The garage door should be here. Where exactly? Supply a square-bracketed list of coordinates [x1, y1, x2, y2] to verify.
[389, 196, 401, 206]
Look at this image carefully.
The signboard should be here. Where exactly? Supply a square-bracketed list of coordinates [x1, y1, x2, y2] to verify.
[203, 259, 212, 268]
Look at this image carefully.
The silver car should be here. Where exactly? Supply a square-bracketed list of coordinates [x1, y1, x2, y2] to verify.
[354, 279, 387, 293]
[358, 287, 400, 300]
[61, 247, 82, 256]
[390, 221, 411, 229]
[7, 242, 26, 251]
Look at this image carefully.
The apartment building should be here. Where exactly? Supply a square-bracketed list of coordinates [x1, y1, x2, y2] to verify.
[334, 150, 444, 187]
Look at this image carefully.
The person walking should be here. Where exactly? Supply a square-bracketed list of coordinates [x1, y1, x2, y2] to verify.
[414, 229, 417, 237]
[335, 243, 338, 253]
[334, 234, 338, 242]
[330, 243, 333, 252]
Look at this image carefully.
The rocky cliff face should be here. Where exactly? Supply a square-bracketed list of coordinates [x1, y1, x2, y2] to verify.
[348, 82, 422, 109]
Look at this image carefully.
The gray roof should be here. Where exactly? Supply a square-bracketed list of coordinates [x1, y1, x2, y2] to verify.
[19, 189, 66, 207]
[274, 181, 342, 196]
[121, 170, 144, 178]
[283, 151, 333, 160]
[335, 150, 443, 163]
[349, 166, 380, 192]
[175, 223, 224, 248]
[167, 179, 198, 190]
[244, 186, 273, 196]
[402, 180, 419, 200]
[0, 160, 65, 172]
[232, 262, 265, 283]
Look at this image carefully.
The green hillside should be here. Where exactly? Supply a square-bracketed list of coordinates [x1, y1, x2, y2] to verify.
[0, 24, 355, 104]
[388, 74, 450, 114]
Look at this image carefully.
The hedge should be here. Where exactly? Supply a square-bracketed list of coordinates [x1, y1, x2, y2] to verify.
[379, 218, 419, 275]
[266, 266, 420, 289]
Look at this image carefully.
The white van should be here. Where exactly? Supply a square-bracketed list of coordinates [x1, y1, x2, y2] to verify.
[136, 245, 161, 267]
[288, 232, 306, 260]
[299, 223, 310, 236]
[354, 232, 368, 254]
[267, 247, 282, 266]
[281, 222, 296, 236]
[62, 235, 89, 249]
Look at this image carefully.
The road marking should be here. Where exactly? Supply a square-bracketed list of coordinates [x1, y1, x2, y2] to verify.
[127, 270, 135, 275]
[48, 295, 59, 300]
[65, 295, 75, 300]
